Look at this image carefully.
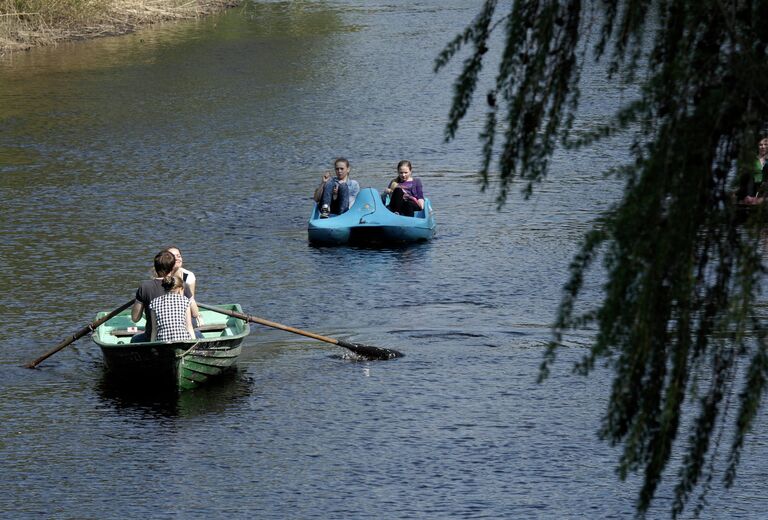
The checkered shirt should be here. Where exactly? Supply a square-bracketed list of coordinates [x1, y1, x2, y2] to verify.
[149, 293, 192, 342]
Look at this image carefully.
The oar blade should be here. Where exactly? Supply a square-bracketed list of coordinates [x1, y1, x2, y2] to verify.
[337, 340, 404, 360]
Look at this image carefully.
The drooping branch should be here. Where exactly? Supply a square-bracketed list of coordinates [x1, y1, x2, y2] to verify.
[439, 1, 768, 517]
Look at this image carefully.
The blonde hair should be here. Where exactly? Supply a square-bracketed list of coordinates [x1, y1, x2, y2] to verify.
[161, 271, 184, 291]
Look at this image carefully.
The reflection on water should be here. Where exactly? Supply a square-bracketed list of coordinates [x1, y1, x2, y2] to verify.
[96, 368, 254, 418]
[1, 1, 767, 518]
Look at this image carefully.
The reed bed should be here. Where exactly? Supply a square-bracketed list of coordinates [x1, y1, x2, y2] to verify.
[0, 0, 239, 51]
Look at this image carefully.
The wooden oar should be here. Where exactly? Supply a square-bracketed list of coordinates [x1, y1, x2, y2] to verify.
[25, 299, 136, 369]
[198, 302, 403, 360]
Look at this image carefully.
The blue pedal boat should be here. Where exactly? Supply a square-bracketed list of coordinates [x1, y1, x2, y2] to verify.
[308, 187, 436, 246]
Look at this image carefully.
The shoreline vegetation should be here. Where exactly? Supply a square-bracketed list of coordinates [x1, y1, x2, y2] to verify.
[0, 0, 242, 53]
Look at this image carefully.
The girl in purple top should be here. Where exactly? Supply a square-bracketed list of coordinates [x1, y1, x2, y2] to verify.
[386, 160, 424, 217]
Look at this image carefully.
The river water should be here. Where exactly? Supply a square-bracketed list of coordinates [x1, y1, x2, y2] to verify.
[1, 1, 766, 518]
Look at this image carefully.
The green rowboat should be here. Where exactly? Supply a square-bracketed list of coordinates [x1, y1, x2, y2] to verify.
[92, 303, 250, 391]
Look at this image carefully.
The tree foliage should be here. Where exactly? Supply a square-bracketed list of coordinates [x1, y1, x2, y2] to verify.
[437, 0, 768, 517]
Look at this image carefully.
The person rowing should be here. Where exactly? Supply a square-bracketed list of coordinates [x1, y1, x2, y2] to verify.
[129, 250, 201, 342]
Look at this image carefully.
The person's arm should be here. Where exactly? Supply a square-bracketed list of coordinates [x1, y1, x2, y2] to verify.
[189, 298, 203, 325]
[313, 171, 331, 202]
[150, 311, 158, 342]
[132, 285, 145, 322]
[187, 280, 196, 298]
[182, 284, 201, 322]
[131, 301, 144, 323]
[185, 307, 195, 339]
[349, 180, 360, 200]
[412, 179, 425, 210]
[184, 270, 197, 298]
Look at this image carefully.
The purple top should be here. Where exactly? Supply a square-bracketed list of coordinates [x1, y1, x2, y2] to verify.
[397, 178, 424, 201]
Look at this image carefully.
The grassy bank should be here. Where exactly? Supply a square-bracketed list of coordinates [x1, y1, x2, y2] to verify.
[0, 0, 241, 52]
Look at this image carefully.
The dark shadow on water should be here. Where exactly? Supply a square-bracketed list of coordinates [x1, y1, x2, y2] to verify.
[307, 241, 434, 268]
[95, 368, 254, 418]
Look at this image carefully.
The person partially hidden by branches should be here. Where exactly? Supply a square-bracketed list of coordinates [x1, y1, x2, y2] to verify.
[737, 135, 768, 204]
[436, 1, 768, 517]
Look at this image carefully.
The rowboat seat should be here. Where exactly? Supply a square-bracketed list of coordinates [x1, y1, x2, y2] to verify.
[111, 328, 144, 337]
[197, 323, 228, 333]
[110, 323, 228, 337]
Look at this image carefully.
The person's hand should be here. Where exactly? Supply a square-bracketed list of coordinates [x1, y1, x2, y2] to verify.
[322, 171, 331, 182]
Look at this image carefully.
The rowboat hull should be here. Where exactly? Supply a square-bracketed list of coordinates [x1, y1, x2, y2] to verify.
[308, 187, 436, 246]
[92, 303, 249, 391]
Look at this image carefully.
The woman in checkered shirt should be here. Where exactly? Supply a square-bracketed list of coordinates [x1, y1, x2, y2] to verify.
[149, 272, 196, 342]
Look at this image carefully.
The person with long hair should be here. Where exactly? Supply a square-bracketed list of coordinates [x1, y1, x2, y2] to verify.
[149, 271, 195, 342]
[313, 157, 360, 218]
[385, 160, 425, 217]
[165, 245, 203, 327]
[165, 245, 196, 296]
[739, 135, 768, 204]
[129, 250, 199, 342]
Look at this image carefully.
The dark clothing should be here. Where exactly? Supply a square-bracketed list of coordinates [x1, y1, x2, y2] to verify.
[388, 188, 422, 216]
[133, 279, 192, 340]
[738, 159, 768, 200]
[387, 178, 425, 217]
[394, 178, 424, 201]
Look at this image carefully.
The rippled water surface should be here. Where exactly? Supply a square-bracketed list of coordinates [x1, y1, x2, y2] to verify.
[1, 1, 766, 518]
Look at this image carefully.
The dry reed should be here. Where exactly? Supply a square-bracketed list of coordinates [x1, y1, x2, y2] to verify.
[0, 0, 239, 52]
